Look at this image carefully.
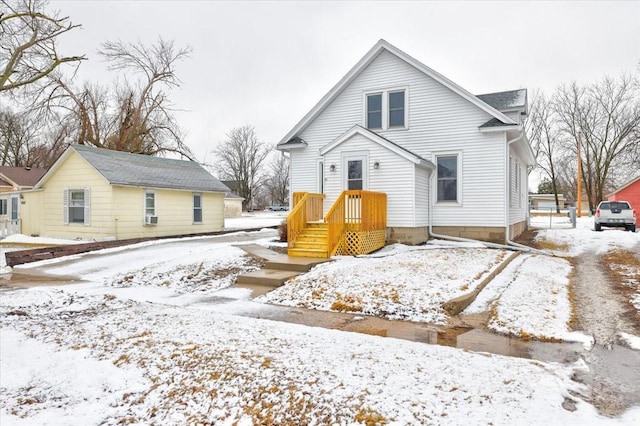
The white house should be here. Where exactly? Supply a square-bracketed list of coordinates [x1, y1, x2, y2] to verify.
[277, 39, 534, 252]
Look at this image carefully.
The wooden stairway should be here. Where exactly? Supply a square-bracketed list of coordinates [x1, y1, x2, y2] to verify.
[288, 222, 329, 258]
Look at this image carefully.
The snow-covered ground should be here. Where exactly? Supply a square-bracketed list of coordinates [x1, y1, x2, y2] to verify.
[1, 214, 639, 424]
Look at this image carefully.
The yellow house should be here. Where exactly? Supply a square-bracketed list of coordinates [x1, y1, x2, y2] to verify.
[20, 144, 229, 240]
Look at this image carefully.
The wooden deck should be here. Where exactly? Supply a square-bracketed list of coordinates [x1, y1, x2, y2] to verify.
[287, 191, 387, 258]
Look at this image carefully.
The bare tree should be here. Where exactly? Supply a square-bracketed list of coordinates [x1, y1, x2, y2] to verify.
[264, 153, 289, 205]
[526, 90, 565, 212]
[0, 0, 85, 93]
[214, 125, 272, 210]
[43, 37, 194, 158]
[554, 75, 640, 209]
[0, 105, 45, 165]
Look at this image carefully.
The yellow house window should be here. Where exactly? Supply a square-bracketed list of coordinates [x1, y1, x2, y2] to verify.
[193, 193, 202, 223]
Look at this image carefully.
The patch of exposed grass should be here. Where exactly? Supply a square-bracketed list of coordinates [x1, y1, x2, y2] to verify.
[602, 250, 640, 330]
[535, 238, 570, 252]
[354, 407, 388, 425]
[330, 293, 363, 313]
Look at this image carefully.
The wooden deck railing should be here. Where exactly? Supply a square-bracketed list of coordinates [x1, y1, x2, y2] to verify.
[287, 192, 325, 249]
[325, 190, 387, 256]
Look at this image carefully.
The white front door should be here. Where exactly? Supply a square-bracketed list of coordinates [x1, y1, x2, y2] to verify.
[343, 154, 368, 191]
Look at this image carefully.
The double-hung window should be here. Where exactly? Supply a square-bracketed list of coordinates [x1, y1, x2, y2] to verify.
[365, 88, 407, 130]
[193, 193, 202, 223]
[145, 191, 155, 216]
[436, 155, 459, 203]
[63, 188, 90, 224]
[0, 199, 7, 215]
[366, 94, 383, 129]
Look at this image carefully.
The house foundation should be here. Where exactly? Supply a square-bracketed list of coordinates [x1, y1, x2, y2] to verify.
[387, 222, 527, 246]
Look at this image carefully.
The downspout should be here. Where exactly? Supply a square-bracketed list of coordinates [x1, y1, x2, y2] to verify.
[504, 132, 548, 254]
[426, 136, 550, 255]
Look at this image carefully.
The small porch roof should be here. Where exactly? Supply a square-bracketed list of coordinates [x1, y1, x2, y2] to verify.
[319, 125, 435, 170]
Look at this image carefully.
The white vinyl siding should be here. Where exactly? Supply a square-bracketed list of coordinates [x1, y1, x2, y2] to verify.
[291, 49, 508, 227]
[322, 133, 416, 227]
[508, 147, 528, 225]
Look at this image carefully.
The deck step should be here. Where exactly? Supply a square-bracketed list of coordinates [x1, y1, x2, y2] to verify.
[235, 269, 300, 287]
[288, 248, 329, 258]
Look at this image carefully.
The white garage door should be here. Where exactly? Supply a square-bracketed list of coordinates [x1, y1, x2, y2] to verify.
[538, 201, 557, 209]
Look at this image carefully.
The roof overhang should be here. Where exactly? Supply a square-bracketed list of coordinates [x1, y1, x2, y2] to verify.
[276, 136, 308, 151]
[278, 39, 516, 147]
[607, 176, 640, 197]
[320, 125, 435, 170]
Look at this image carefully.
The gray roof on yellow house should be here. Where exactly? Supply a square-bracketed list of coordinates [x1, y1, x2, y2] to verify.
[37, 144, 229, 193]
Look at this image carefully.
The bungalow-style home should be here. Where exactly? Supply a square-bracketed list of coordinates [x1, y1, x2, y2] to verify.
[0, 166, 47, 237]
[607, 176, 640, 209]
[20, 144, 229, 240]
[277, 39, 535, 257]
[528, 193, 566, 210]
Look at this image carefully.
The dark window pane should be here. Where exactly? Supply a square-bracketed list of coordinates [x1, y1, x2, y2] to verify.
[389, 91, 404, 109]
[367, 94, 382, 129]
[389, 109, 404, 127]
[389, 91, 405, 127]
[194, 209, 202, 223]
[69, 206, 84, 223]
[367, 94, 382, 111]
[348, 180, 363, 190]
[194, 194, 201, 208]
[437, 156, 458, 202]
[348, 160, 362, 179]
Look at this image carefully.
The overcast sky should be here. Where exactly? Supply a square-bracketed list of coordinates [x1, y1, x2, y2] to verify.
[51, 0, 640, 163]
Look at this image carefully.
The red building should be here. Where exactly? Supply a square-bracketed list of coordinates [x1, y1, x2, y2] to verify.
[607, 176, 640, 210]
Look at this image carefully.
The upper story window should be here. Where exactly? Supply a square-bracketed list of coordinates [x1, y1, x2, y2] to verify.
[364, 87, 408, 130]
[388, 91, 405, 127]
[366, 94, 382, 129]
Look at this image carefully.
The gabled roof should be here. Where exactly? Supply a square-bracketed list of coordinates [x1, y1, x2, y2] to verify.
[277, 39, 516, 149]
[477, 89, 527, 114]
[320, 125, 435, 169]
[607, 176, 640, 197]
[0, 166, 47, 188]
[36, 144, 229, 193]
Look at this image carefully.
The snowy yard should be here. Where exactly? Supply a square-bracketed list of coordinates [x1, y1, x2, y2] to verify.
[1, 214, 639, 424]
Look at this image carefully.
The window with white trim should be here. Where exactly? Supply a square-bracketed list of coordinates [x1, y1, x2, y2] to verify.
[436, 154, 459, 203]
[63, 188, 90, 225]
[0, 199, 7, 215]
[193, 193, 202, 223]
[145, 191, 155, 216]
[364, 88, 408, 130]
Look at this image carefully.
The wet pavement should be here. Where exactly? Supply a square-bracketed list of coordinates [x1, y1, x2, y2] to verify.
[2, 266, 640, 416]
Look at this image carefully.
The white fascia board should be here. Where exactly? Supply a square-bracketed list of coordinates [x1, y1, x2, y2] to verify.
[380, 41, 517, 125]
[278, 40, 388, 146]
[276, 142, 307, 151]
[478, 125, 521, 133]
[278, 39, 516, 146]
[320, 125, 434, 169]
[33, 145, 76, 189]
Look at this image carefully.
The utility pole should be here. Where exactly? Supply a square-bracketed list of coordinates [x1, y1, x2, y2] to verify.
[577, 131, 582, 218]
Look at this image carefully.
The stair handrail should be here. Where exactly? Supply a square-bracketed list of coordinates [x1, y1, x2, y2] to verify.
[324, 191, 347, 256]
[287, 192, 325, 249]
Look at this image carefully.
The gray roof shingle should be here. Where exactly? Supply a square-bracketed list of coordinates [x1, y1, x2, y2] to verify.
[72, 144, 229, 193]
[476, 89, 527, 112]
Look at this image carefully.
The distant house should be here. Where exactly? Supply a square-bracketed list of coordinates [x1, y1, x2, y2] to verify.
[0, 166, 47, 237]
[20, 144, 229, 240]
[607, 176, 640, 209]
[529, 193, 566, 210]
[224, 192, 244, 217]
[277, 39, 534, 257]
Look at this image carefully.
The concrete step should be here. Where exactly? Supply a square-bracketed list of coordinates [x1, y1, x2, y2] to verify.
[265, 258, 328, 272]
[235, 269, 300, 287]
[288, 248, 329, 258]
